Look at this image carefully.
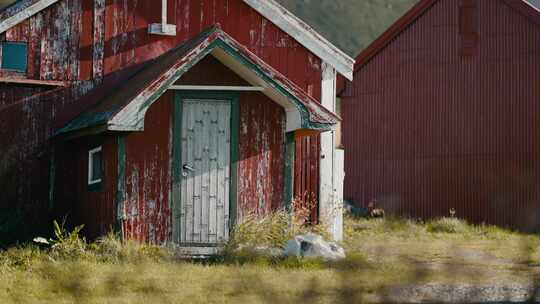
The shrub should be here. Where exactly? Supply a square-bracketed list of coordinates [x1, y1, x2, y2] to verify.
[227, 210, 291, 251]
[426, 217, 470, 234]
[89, 232, 172, 263]
[49, 220, 88, 260]
[224, 197, 331, 264]
[89, 232, 124, 262]
[0, 244, 47, 271]
[330, 252, 370, 271]
[29, 221, 173, 264]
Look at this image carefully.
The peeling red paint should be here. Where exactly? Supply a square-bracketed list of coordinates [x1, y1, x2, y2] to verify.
[123, 92, 173, 244]
[117, 58, 288, 243]
[0, 0, 325, 241]
[238, 91, 285, 219]
[295, 135, 319, 223]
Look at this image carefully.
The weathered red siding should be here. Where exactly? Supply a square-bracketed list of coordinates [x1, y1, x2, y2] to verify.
[295, 135, 320, 222]
[75, 135, 118, 239]
[117, 57, 286, 243]
[2, 0, 323, 97]
[123, 92, 173, 244]
[238, 92, 286, 218]
[0, 0, 323, 237]
[0, 85, 91, 238]
[53, 134, 118, 240]
[342, 0, 540, 230]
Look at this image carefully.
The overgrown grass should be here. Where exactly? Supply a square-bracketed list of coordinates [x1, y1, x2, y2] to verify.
[1, 215, 540, 303]
[222, 208, 331, 267]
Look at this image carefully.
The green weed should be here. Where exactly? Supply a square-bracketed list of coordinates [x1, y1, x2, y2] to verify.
[426, 217, 471, 234]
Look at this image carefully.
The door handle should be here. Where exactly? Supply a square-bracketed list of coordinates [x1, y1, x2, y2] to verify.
[183, 164, 196, 172]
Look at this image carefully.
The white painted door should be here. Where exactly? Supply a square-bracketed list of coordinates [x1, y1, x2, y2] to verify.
[179, 99, 231, 246]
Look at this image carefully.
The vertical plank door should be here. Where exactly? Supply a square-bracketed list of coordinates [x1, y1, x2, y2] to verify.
[178, 98, 231, 246]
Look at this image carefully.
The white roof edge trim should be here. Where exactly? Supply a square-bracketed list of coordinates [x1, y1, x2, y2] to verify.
[244, 0, 354, 80]
[0, 0, 60, 34]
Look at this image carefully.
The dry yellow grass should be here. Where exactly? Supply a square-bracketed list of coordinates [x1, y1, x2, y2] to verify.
[1, 216, 540, 303]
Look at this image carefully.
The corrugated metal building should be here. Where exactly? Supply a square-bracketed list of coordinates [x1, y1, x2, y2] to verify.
[0, 0, 353, 249]
[340, 0, 540, 231]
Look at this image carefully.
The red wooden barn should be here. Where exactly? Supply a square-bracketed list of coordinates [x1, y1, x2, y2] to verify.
[340, 0, 540, 230]
[0, 0, 354, 250]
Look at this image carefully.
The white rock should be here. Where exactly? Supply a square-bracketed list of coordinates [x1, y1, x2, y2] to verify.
[283, 233, 346, 261]
[33, 237, 50, 245]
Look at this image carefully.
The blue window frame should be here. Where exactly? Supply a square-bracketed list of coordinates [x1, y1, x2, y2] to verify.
[1, 42, 27, 72]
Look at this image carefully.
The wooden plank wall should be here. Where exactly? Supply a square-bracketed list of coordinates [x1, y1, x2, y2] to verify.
[118, 57, 286, 243]
[74, 135, 118, 240]
[0, 0, 323, 238]
[238, 91, 286, 219]
[123, 92, 173, 244]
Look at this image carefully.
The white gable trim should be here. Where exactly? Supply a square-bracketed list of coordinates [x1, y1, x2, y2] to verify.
[0, 0, 59, 34]
[244, 0, 354, 80]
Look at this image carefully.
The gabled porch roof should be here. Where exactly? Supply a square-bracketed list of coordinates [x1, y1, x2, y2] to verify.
[55, 25, 340, 139]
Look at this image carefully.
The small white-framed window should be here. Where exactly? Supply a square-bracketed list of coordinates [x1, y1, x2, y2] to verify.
[88, 146, 103, 185]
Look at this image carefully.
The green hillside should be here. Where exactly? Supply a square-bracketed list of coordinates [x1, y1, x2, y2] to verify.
[0, 0, 417, 57]
[276, 0, 420, 57]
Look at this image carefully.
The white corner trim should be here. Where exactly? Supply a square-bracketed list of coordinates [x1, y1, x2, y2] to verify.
[321, 62, 337, 110]
[243, 0, 354, 80]
[320, 61, 341, 241]
[0, 0, 60, 34]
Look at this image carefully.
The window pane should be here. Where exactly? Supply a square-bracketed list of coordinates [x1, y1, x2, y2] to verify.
[91, 151, 103, 182]
[1, 43, 27, 72]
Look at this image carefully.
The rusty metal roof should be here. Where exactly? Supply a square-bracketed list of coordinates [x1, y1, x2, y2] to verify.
[56, 25, 340, 138]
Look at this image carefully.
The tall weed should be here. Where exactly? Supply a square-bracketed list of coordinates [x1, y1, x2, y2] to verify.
[227, 197, 329, 251]
[426, 217, 471, 234]
[223, 196, 332, 266]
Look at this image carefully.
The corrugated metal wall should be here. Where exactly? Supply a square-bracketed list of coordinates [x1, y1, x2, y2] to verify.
[342, 0, 540, 230]
[0, 0, 322, 237]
